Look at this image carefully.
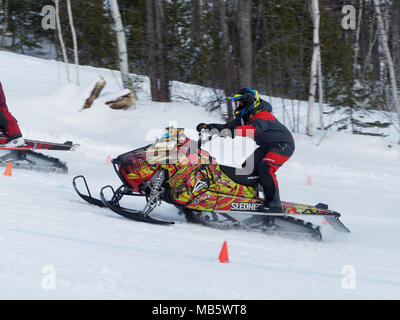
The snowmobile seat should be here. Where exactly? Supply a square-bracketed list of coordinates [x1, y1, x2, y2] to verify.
[219, 164, 259, 186]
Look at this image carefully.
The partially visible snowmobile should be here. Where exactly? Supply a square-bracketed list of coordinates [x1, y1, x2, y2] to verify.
[0, 131, 79, 173]
[73, 127, 350, 241]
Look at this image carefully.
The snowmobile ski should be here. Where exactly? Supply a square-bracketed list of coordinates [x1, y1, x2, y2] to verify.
[73, 175, 174, 225]
[99, 185, 174, 225]
[72, 175, 106, 207]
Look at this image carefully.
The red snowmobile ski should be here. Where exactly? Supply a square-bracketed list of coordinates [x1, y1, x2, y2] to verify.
[0, 131, 79, 173]
[73, 127, 350, 241]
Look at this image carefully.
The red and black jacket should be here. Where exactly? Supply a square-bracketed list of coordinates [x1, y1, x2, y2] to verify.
[209, 99, 294, 148]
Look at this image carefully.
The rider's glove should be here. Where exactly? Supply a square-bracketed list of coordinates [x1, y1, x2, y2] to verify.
[196, 123, 208, 132]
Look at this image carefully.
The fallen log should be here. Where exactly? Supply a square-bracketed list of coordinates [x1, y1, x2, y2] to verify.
[105, 91, 136, 110]
[82, 76, 106, 110]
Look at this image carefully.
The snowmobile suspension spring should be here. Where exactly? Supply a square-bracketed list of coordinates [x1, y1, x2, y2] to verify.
[143, 170, 165, 216]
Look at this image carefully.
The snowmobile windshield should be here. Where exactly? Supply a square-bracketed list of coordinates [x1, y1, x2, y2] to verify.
[159, 132, 170, 140]
[147, 127, 187, 156]
[157, 127, 186, 144]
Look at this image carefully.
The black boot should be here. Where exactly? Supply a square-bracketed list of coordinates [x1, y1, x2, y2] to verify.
[263, 184, 283, 214]
[264, 199, 283, 213]
[262, 216, 275, 228]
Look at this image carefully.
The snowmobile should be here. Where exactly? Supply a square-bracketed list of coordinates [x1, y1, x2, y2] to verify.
[73, 127, 350, 241]
[0, 131, 79, 173]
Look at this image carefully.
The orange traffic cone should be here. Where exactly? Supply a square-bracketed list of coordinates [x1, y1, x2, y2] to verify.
[219, 241, 229, 263]
[322, 218, 329, 225]
[306, 176, 312, 186]
[106, 155, 111, 165]
[3, 162, 12, 177]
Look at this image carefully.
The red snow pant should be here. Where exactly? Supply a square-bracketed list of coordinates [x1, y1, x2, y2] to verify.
[0, 82, 22, 140]
[243, 140, 294, 204]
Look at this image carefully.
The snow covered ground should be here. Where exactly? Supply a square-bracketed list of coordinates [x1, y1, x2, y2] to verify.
[0, 51, 400, 299]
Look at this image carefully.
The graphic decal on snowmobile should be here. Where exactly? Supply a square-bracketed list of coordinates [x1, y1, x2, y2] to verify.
[192, 180, 208, 194]
[193, 193, 211, 205]
[230, 202, 262, 211]
[73, 127, 351, 240]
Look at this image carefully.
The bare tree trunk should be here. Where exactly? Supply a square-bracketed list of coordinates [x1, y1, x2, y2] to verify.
[238, 0, 252, 87]
[54, 0, 70, 82]
[353, 0, 363, 76]
[190, 0, 202, 81]
[191, 0, 201, 49]
[154, 0, 170, 102]
[391, 1, 400, 74]
[253, 0, 265, 60]
[1, 0, 8, 48]
[318, 50, 324, 130]
[145, 0, 159, 101]
[363, 3, 378, 78]
[217, 0, 233, 120]
[373, 0, 400, 142]
[363, 28, 378, 77]
[307, 0, 320, 136]
[262, 5, 273, 98]
[109, 0, 135, 97]
[145, 0, 170, 102]
[66, 0, 79, 85]
[19, 16, 26, 54]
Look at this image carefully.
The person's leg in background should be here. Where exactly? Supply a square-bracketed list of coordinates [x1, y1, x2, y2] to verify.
[0, 82, 24, 146]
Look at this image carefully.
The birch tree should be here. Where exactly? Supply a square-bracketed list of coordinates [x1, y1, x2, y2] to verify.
[66, 0, 79, 85]
[54, 0, 70, 82]
[307, 0, 321, 136]
[353, 0, 363, 76]
[317, 51, 324, 130]
[373, 0, 400, 142]
[108, 0, 135, 95]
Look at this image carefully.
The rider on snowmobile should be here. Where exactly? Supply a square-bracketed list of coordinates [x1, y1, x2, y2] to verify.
[196, 88, 295, 213]
[0, 82, 25, 147]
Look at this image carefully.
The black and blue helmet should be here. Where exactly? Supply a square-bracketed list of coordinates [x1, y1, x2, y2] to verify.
[227, 88, 260, 118]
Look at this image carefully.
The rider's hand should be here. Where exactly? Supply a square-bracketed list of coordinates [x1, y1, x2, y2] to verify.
[196, 123, 208, 132]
